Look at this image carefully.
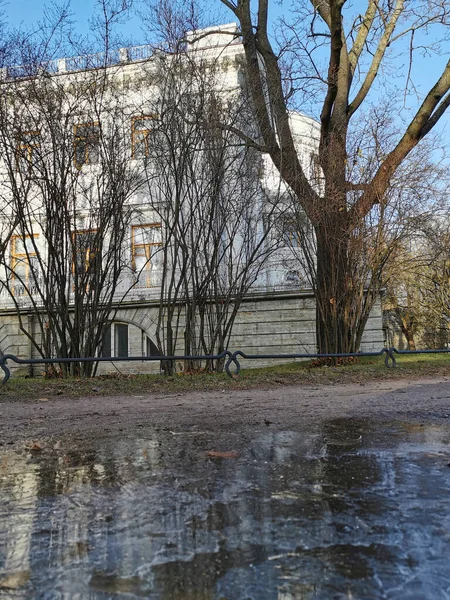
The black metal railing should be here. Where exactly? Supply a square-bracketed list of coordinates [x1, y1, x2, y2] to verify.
[1, 346, 447, 385]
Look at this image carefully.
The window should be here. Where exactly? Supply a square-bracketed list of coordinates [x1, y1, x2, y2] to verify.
[11, 235, 39, 290]
[146, 335, 160, 357]
[115, 324, 129, 357]
[73, 122, 100, 168]
[16, 131, 40, 173]
[72, 230, 99, 278]
[282, 221, 301, 248]
[131, 116, 156, 158]
[132, 224, 162, 287]
[285, 270, 302, 287]
[102, 323, 129, 357]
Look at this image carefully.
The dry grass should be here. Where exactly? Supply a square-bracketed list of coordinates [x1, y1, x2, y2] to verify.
[1, 352, 450, 402]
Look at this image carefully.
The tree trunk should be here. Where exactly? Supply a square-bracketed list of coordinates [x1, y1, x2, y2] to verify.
[401, 321, 416, 350]
[315, 219, 356, 355]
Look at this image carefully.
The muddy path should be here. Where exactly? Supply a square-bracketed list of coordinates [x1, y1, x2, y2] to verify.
[2, 376, 450, 599]
[2, 375, 450, 446]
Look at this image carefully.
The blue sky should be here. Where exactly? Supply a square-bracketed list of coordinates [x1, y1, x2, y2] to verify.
[4, 0, 231, 45]
[5, 0, 143, 45]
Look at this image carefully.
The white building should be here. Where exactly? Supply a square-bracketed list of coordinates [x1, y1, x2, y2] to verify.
[0, 24, 383, 375]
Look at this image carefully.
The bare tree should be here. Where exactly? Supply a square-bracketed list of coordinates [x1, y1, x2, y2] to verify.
[212, 0, 450, 354]
[139, 47, 283, 373]
[0, 1, 143, 376]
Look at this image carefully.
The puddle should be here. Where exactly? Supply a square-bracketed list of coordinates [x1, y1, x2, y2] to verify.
[1, 419, 450, 598]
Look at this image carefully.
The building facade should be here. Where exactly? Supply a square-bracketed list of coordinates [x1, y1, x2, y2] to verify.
[0, 24, 383, 375]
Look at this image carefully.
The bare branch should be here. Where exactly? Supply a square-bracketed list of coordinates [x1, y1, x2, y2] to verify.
[348, 0, 405, 117]
[348, 0, 378, 75]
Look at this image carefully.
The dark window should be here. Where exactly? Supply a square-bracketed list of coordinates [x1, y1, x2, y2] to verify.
[146, 336, 160, 357]
[73, 122, 100, 169]
[310, 153, 322, 185]
[101, 323, 128, 357]
[102, 326, 111, 357]
[282, 221, 301, 248]
[115, 323, 129, 357]
[285, 270, 302, 286]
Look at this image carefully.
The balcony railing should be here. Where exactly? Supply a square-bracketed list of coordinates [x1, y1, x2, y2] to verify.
[0, 275, 309, 310]
[0, 279, 44, 307]
[64, 50, 121, 72]
[0, 276, 162, 309]
[127, 45, 154, 62]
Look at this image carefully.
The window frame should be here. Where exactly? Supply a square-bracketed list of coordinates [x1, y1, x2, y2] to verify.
[131, 223, 162, 287]
[10, 233, 39, 292]
[15, 130, 41, 173]
[131, 115, 156, 159]
[73, 121, 101, 169]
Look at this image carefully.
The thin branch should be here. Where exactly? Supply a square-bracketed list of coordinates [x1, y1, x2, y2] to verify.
[348, 0, 405, 117]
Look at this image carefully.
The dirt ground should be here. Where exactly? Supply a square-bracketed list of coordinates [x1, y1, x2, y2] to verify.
[1, 374, 450, 447]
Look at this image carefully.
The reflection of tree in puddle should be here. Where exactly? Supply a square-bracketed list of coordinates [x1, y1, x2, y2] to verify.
[0, 451, 38, 598]
[0, 422, 450, 599]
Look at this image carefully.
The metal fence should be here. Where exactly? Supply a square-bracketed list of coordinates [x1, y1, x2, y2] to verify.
[2, 346, 449, 385]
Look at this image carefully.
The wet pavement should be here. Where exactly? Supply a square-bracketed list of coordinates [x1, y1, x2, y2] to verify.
[1, 418, 450, 599]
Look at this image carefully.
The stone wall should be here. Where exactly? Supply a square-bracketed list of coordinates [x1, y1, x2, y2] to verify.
[0, 292, 384, 377]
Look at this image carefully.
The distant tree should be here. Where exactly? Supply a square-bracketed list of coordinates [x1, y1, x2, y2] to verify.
[385, 216, 450, 350]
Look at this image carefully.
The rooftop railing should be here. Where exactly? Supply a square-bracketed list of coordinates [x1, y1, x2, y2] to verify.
[1, 45, 153, 81]
[1, 36, 242, 81]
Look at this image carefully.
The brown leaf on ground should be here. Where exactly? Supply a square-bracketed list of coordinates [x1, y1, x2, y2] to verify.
[0, 570, 30, 590]
[28, 441, 44, 451]
[206, 450, 239, 459]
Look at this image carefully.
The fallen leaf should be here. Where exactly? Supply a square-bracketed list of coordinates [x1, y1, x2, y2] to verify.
[206, 450, 239, 459]
[29, 441, 44, 451]
[38, 397, 49, 402]
[0, 570, 30, 590]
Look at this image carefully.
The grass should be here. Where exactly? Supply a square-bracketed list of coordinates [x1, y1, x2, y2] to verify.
[1, 351, 450, 402]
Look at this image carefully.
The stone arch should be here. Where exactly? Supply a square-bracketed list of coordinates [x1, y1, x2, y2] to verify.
[107, 306, 161, 355]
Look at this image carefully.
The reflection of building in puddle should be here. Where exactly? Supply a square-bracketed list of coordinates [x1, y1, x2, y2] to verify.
[1, 424, 450, 599]
[0, 452, 39, 597]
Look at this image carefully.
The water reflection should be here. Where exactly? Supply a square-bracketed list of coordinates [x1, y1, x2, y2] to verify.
[1, 420, 450, 599]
